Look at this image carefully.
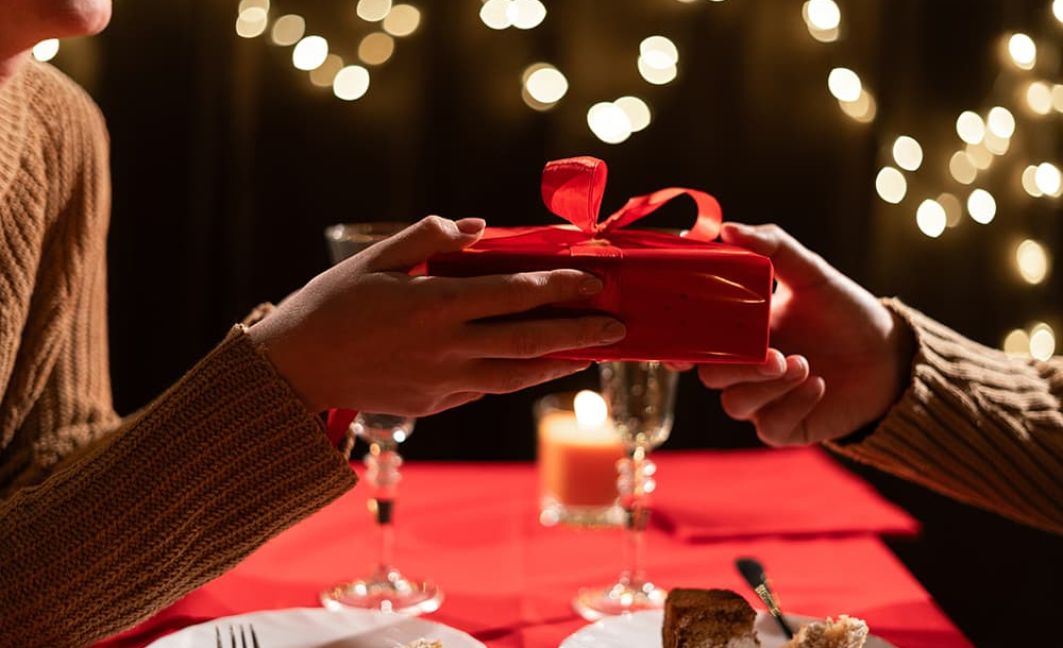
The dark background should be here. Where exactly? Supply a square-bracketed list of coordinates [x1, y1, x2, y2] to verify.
[52, 0, 1061, 645]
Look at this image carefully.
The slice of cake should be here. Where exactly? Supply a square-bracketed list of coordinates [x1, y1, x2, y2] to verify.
[662, 588, 760, 648]
[783, 615, 869, 648]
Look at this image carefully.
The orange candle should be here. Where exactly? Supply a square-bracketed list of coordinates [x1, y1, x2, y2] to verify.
[537, 391, 625, 508]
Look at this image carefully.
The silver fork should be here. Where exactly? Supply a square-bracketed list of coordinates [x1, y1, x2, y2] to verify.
[214, 624, 260, 648]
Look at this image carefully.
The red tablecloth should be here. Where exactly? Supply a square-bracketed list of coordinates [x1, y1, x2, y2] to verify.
[99, 449, 970, 647]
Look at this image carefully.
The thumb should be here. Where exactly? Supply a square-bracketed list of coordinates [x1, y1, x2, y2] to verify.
[367, 216, 486, 271]
[720, 222, 830, 289]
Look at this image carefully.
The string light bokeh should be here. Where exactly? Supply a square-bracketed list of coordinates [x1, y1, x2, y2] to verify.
[28, 0, 1061, 360]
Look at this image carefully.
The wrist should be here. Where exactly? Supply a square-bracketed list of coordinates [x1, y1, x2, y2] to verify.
[247, 319, 324, 414]
[882, 300, 917, 407]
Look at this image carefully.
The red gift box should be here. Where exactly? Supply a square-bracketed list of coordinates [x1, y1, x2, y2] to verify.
[428, 156, 773, 363]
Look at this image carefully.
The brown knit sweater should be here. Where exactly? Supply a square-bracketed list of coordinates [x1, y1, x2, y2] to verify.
[830, 299, 1063, 535]
[0, 62, 357, 647]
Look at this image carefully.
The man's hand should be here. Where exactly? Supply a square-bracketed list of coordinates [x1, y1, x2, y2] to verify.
[250, 216, 626, 416]
[697, 223, 914, 446]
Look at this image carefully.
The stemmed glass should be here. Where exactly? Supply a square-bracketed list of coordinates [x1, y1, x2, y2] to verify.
[573, 361, 679, 620]
[319, 223, 444, 615]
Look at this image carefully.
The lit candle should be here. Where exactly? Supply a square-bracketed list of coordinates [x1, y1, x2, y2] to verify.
[537, 391, 625, 524]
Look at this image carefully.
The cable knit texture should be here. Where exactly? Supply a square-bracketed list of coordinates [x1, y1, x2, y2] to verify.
[0, 62, 357, 647]
[828, 299, 1063, 535]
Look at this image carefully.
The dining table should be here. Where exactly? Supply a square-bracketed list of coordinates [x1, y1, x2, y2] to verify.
[97, 447, 973, 647]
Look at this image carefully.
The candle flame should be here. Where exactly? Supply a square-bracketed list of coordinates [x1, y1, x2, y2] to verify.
[574, 390, 608, 428]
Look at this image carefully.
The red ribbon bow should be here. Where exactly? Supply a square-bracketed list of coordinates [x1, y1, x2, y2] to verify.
[540, 156, 723, 242]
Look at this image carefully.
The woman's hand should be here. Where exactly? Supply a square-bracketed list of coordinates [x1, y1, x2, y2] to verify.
[697, 223, 914, 446]
[249, 216, 626, 416]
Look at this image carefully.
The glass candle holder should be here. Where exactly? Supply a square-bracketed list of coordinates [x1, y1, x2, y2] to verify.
[535, 391, 625, 528]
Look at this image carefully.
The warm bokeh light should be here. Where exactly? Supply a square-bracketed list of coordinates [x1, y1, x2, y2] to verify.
[986, 106, 1015, 139]
[523, 64, 568, 105]
[1007, 33, 1036, 70]
[967, 189, 996, 224]
[615, 96, 652, 132]
[383, 4, 421, 37]
[916, 200, 947, 238]
[587, 102, 633, 144]
[983, 131, 1010, 156]
[1026, 81, 1053, 115]
[292, 35, 329, 71]
[358, 33, 395, 66]
[801, 1, 839, 43]
[966, 142, 993, 170]
[235, 7, 269, 39]
[838, 89, 876, 123]
[875, 167, 906, 204]
[805, 0, 841, 30]
[1054, 85, 1063, 113]
[271, 14, 305, 46]
[356, 0, 392, 22]
[937, 193, 962, 228]
[333, 65, 371, 101]
[1055, 0, 1063, 23]
[480, 0, 512, 29]
[574, 390, 609, 428]
[827, 67, 861, 102]
[309, 54, 344, 87]
[638, 57, 678, 85]
[1030, 324, 1056, 361]
[1016, 239, 1049, 284]
[31, 39, 59, 62]
[511, 0, 547, 30]
[1022, 165, 1045, 197]
[949, 151, 977, 185]
[640, 36, 679, 69]
[238, 0, 269, 11]
[892, 136, 923, 171]
[955, 111, 985, 145]
[1034, 162, 1062, 197]
[1003, 329, 1030, 357]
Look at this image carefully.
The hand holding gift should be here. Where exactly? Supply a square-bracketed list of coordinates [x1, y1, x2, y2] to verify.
[250, 215, 628, 416]
[696, 222, 915, 446]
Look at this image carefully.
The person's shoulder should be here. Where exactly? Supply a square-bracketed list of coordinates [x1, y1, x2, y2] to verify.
[21, 60, 107, 142]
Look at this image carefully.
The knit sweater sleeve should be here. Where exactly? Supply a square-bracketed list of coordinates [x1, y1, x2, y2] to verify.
[0, 328, 358, 648]
[826, 299, 1063, 535]
[0, 64, 358, 647]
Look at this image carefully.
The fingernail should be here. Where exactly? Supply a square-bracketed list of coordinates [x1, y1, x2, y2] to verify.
[455, 218, 486, 234]
[727, 222, 753, 236]
[759, 351, 785, 376]
[600, 321, 627, 343]
[579, 276, 604, 295]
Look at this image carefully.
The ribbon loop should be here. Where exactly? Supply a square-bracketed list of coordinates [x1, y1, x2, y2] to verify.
[540, 156, 723, 241]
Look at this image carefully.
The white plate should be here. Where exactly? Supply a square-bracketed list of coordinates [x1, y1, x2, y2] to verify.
[561, 610, 895, 648]
[147, 607, 485, 648]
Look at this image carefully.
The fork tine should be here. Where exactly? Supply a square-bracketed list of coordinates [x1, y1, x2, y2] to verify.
[215, 626, 222, 648]
[250, 624, 261, 648]
[229, 625, 236, 648]
[242, 625, 249, 648]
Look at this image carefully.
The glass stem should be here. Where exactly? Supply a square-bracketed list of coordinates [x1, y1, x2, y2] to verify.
[365, 440, 402, 573]
[620, 446, 651, 588]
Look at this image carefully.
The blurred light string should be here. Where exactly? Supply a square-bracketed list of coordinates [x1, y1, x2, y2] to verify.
[229, 0, 422, 102]
[802, 0, 1061, 358]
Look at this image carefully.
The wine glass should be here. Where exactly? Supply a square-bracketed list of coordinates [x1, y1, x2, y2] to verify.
[319, 222, 444, 615]
[573, 361, 679, 620]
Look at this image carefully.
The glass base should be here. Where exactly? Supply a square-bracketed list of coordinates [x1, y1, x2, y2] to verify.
[573, 579, 667, 620]
[539, 496, 624, 528]
[321, 566, 443, 615]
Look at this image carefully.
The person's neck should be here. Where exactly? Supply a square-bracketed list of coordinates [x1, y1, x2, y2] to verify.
[0, 52, 29, 89]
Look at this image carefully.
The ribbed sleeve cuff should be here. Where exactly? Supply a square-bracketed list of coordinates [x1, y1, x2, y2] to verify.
[0, 326, 357, 647]
[827, 299, 1063, 535]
